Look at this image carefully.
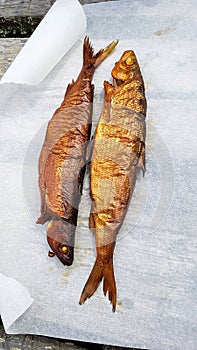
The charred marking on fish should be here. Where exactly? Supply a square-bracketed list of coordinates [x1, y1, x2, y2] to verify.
[79, 50, 146, 311]
[37, 37, 118, 266]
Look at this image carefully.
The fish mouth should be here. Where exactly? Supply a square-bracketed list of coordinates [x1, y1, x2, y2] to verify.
[60, 256, 73, 266]
[46, 219, 75, 266]
[111, 50, 138, 83]
[58, 246, 74, 266]
[47, 234, 74, 266]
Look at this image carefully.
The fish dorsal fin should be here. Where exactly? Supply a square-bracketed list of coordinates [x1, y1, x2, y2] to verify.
[102, 81, 114, 122]
[104, 80, 114, 102]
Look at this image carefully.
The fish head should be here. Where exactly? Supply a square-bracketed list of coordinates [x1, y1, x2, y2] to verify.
[46, 219, 74, 266]
[111, 50, 138, 85]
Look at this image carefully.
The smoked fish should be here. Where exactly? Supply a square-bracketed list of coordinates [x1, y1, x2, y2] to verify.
[37, 37, 118, 266]
[79, 50, 147, 311]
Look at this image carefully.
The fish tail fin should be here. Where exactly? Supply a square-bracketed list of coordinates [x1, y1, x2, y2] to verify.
[103, 260, 117, 312]
[93, 40, 119, 68]
[83, 36, 118, 68]
[79, 257, 117, 312]
[79, 257, 103, 304]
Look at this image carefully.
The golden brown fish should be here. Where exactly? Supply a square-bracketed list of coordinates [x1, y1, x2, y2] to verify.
[37, 37, 118, 266]
[79, 50, 147, 310]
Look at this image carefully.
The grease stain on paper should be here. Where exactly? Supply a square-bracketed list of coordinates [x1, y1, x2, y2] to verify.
[154, 27, 176, 36]
[48, 267, 54, 272]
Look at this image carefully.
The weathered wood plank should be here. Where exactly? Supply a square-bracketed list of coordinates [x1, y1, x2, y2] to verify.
[79, 0, 114, 4]
[0, 0, 113, 17]
[0, 38, 27, 77]
[0, 16, 41, 38]
[0, 0, 114, 38]
[0, 0, 55, 17]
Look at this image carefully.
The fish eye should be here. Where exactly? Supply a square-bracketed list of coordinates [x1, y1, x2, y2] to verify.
[61, 245, 68, 253]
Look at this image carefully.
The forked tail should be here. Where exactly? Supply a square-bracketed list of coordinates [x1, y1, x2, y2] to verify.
[79, 256, 117, 312]
[83, 36, 118, 68]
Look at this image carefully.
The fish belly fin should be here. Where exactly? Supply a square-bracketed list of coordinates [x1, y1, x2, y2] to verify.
[79, 257, 117, 312]
[83, 37, 118, 68]
[138, 141, 146, 176]
[37, 182, 48, 224]
[36, 212, 50, 225]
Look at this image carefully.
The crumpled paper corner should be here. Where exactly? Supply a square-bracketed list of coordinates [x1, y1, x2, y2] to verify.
[0, 273, 34, 333]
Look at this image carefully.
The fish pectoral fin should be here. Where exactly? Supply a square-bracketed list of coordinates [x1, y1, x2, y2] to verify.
[98, 81, 114, 123]
[36, 213, 50, 225]
[79, 257, 117, 312]
[138, 141, 146, 176]
[93, 80, 113, 124]
[37, 184, 52, 224]
[104, 80, 114, 101]
[38, 178, 47, 214]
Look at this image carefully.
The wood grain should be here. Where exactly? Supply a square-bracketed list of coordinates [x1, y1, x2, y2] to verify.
[0, 0, 113, 17]
[0, 38, 27, 77]
[0, 0, 55, 17]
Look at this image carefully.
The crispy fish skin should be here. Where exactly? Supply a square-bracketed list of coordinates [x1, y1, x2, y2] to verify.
[37, 37, 118, 266]
[79, 50, 146, 311]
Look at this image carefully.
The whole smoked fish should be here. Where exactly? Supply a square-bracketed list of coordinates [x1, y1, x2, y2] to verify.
[79, 50, 147, 310]
[37, 37, 118, 266]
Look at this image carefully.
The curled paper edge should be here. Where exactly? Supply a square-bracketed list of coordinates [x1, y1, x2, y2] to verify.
[0, 273, 34, 333]
[0, 0, 87, 85]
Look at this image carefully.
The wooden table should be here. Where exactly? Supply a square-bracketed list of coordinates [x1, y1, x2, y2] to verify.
[0, 0, 138, 349]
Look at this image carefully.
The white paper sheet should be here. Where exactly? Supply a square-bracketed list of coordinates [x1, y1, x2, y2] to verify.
[0, 0, 86, 84]
[0, 1, 196, 349]
[0, 273, 34, 331]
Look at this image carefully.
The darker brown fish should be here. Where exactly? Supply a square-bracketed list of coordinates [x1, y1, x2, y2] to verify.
[79, 50, 147, 310]
[37, 37, 118, 266]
